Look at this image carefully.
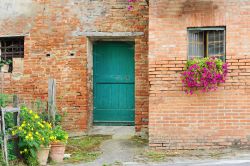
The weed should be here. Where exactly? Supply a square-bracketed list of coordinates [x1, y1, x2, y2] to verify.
[64, 135, 111, 163]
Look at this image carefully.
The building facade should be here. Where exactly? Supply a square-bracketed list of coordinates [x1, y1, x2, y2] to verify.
[0, 0, 149, 134]
[1, 0, 250, 149]
[149, 0, 250, 149]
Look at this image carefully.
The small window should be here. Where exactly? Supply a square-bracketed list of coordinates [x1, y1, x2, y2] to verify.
[188, 27, 225, 61]
[0, 37, 24, 73]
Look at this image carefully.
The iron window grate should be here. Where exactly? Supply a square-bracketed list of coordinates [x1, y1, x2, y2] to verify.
[0, 37, 24, 58]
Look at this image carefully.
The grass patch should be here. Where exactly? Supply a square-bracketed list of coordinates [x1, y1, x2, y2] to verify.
[145, 150, 166, 162]
[143, 149, 231, 162]
[130, 135, 148, 145]
[144, 150, 181, 162]
[102, 161, 122, 166]
[64, 135, 111, 163]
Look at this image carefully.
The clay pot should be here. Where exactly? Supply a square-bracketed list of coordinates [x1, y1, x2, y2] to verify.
[1, 64, 9, 73]
[37, 146, 50, 165]
[49, 142, 66, 163]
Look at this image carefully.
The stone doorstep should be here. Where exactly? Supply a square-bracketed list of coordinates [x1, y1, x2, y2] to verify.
[88, 126, 136, 139]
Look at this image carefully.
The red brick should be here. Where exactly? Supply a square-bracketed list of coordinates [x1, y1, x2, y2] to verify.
[149, 0, 250, 149]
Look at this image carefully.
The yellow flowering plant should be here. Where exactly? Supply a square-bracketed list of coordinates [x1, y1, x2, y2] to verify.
[11, 107, 53, 165]
[50, 125, 68, 144]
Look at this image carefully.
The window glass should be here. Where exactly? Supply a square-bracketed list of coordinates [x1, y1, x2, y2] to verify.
[207, 30, 224, 58]
[188, 28, 225, 60]
[188, 31, 204, 59]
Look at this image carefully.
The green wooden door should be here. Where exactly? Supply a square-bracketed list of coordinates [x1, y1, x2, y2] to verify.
[93, 41, 135, 125]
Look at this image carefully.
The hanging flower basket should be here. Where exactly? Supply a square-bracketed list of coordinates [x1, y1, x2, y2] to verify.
[181, 57, 228, 94]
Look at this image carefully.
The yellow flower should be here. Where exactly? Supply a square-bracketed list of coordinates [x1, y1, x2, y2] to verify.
[50, 136, 57, 142]
[35, 132, 39, 135]
[18, 126, 22, 130]
[29, 110, 33, 114]
[24, 149, 27, 152]
[38, 122, 44, 128]
[41, 137, 45, 141]
[21, 123, 25, 127]
[28, 133, 32, 137]
[34, 114, 39, 119]
[47, 123, 52, 129]
[12, 131, 16, 135]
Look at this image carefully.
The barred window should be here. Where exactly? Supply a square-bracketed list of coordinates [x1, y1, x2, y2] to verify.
[188, 27, 225, 61]
[0, 37, 24, 73]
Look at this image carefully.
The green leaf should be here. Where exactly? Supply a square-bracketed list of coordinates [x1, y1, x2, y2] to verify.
[30, 148, 36, 158]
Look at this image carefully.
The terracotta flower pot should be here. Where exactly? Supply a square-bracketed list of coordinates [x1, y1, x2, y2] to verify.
[1, 64, 9, 73]
[37, 146, 50, 165]
[49, 142, 66, 163]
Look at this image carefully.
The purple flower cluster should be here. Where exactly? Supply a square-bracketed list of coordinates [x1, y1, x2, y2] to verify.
[127, 0, 137, 10]
[181, 58, 228, 94]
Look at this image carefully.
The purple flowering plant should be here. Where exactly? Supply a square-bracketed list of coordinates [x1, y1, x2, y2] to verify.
[128, 0, 137, 10]
[181, 57, 228, 94]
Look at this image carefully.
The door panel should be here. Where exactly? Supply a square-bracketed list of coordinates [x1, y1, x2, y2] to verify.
[93, 41, 135, 125]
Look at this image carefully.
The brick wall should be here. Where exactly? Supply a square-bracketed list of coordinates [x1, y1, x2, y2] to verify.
[0, 0, 149, 133]
[149, 0, 250, 149]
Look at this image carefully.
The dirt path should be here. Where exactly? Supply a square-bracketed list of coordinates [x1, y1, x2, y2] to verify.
[65, 138, 146, 166]
[65, 137, 250, 166]
[65, 127, 250, 166]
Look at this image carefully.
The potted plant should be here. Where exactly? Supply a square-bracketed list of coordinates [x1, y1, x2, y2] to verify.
[36, 120, 53, 166]
[49, 125, 68, 163]
[181, 57, 228, 94]
[0, 59, 12, 73]
[11, 107, 53, 166]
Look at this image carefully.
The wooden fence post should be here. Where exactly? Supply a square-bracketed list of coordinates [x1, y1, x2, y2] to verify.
[13, 95, 20, 159]
[1, 107, 20, 166]
[13, 95, 18, 108]
[48, 78, 56, 127]
[1, 108, 8, 165]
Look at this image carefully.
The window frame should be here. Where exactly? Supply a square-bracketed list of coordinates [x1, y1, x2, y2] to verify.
[0, 36, 25, 73]
[187, 27, 226, 61]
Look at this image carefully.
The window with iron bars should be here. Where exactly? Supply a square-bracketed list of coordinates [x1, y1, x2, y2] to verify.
[0, 37, 24, 73]
[188, 27, 226, 61]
